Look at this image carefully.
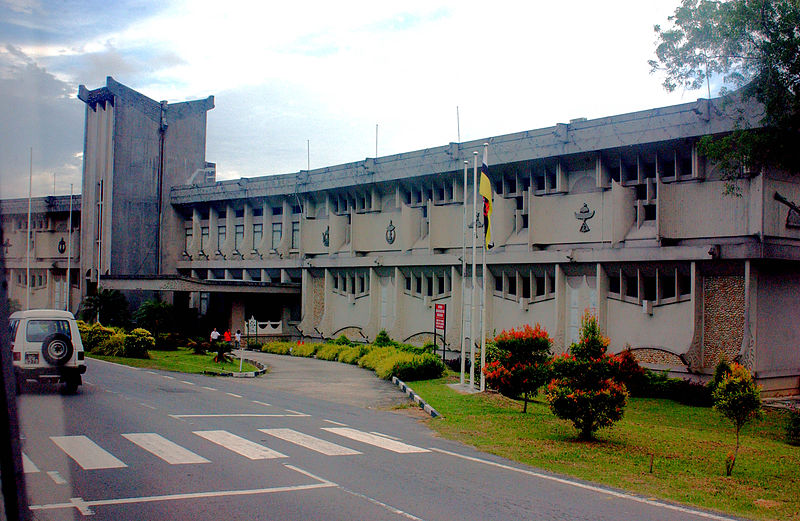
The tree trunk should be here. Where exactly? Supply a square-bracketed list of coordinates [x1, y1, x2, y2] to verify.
[522, 392, 528, 413]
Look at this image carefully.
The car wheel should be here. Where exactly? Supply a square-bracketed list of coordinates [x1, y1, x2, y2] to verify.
[63, 377, 79, 394]
[41, 333, 73, 366]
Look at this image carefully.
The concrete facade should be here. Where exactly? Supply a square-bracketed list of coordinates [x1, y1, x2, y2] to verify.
[0, 195, 81, 313]
[4, 77, 798, 394]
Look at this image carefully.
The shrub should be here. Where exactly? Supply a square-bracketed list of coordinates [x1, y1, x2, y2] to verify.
[315, 343, 348, 361]
[334, 335, 353, 346]
[291, 342, 318, 358]
[484, 324, 553, 412]
[96, 331, 126, 357]
[614, 348, 647, 395]
[338, 345, 371, 364]
[393, 353, 446, 381]
[708, 358, 733, 395]
[787, 407, 800, 446]
[374, 330, 394, 347]
[124, 328, 153, 359]
[187, 339, 209, 355]
[358, 346, 395, 369]
[713, 363, 762, 476]
[155, 332, 184, 351]
[547, 312, 628, 440]
[261, 342, 293, 355]
[79, 321, 115, 353]
[670, 378, 714, 407]
[212, 340, 232, 363]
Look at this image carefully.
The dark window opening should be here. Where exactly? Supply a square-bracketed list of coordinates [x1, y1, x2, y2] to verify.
[625, 275, 638, 298]
[642, 275, 657, 301]
[426, 276, 433, 297]
[521, 275, 530, 299]
[661, 272, 676, 299]
[644, 204, 657, 221]
[535, 275, 546, 297]
[608, 274, 620, 295]
[495, 276, 503, 292]
[678, 273, 691, 296]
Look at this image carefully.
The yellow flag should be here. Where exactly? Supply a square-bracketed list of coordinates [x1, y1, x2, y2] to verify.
[479, 148, 493, 249]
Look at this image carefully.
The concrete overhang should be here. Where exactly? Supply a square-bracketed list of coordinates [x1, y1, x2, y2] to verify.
[169, 95, 764, 206]
[99, 275, 299, 294]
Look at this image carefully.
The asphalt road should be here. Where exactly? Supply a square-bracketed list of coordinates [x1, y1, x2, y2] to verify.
[15, 357, 742, 521]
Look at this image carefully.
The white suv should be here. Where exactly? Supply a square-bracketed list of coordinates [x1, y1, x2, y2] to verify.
[8, 309, 87, 394]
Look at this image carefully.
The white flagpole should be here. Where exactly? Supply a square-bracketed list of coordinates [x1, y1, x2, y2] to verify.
[26, 147, 32, 311]
[66, 184, 73, 312]
[480, 143, 489, 392]
[97, 178, 104, 324]
[460, 159, 468, 385]
[470, 151, 478, 388]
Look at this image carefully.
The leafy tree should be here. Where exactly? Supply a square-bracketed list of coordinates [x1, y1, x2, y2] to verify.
[712, 363, 762, 475]
[134, 299, 175, 346]
[483, 324, 552, 413]
[79, 288, 131, 328]
[650, 0, 800, 192]
[546, 313, 628, 440]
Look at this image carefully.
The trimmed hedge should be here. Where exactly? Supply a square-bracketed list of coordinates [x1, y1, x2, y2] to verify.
[259, 340, 445, 381]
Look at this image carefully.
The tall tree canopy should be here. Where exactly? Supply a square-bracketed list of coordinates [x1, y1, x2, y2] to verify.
[650, 0, 800, 189]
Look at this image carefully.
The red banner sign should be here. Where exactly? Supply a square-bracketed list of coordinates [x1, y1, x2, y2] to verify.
[434, 303, 446, 331]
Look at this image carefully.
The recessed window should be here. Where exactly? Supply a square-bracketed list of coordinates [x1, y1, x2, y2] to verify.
[535, 275, 546, 297]
[678, 273, 691, 296]
[608, 274, 620, 295]
[661, 272, 676, 300]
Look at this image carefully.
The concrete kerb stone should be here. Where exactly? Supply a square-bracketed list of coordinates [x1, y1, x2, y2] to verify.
[203, 356, 267, 378]
[392, 377, 441, 418]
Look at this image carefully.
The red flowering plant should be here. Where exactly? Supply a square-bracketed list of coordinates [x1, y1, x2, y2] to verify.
[483, 324, 553, 412]
[547, 312, 628, 440]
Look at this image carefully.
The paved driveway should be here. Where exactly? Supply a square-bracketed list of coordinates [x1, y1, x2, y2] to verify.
[235, 351, 414, 411]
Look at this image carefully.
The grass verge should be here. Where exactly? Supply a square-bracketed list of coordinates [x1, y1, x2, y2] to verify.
[88, 347, 259, 375]
[412, 376, 799, 521]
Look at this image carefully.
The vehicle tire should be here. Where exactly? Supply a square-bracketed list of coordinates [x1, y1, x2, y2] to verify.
[63, 376, 79, 394]
[41, 333, 73, 366]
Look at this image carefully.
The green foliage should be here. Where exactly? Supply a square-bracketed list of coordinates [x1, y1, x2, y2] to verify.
[78, 321, 115, 353]
[96, 331, 126, 357]
[787, 407, 800, 446]
[212, 340, 232, 363]
[615, 348, 648, 395]
[315, 343, 349, 361]
[337, 345, 371, 364]
[709, 358, 733, 394]
[261, 341, 293, 355]
[155, 332, 185, 351]
[360, 346, 445, 381]
[483, 324, 553, 413]
[374, 329, 394, 347]
[712, 362, 763, 475]
[358, 346, 394, 369]
[134, 299, 175, 345]
[79, 288, 131, 328]
[187, 339, 209, 355]
[123, 328, 153, 359]
[547, 313, 628, 439]
[334, 334, 353, 346]
[291, 342, 318, 358]
[651, 0, 800, 187]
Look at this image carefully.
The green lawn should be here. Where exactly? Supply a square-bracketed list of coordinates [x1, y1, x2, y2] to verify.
[88, 347, 259, 375]
[412, 376, 799, 521]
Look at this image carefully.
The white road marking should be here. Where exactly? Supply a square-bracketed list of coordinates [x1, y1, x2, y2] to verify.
[322, 428, 429, 454]
[47, 471, 67, 485]
[430, 448, 737, 521]
[371, 431, 401, 441]
[193, 430, 286, 460]
[259, 429, 361, 456]
[139, 402, 157, 410]
[171, 413, 306, 419]
[122, 433, 210, 465]
[179, 380, 195, 386]
[226, 392, 242, 398]
[284, 409, 306, 416]
[201, 386, 217, 391]
[162, 375, 176, 380]
[338, 486, 426, 521]
[28, 465, 336, 516]
[50, 435, 127, 470]
[252, 400, 271, 407]
[146, 371, 158, 375]
[22, 453, 39, 473]
[323, 419, 348, 426]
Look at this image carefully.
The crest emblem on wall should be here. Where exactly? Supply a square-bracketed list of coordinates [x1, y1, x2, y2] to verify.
[575, 203, 595, 233]
[386, 220, 396, 244]
[58, 237, 67, 254]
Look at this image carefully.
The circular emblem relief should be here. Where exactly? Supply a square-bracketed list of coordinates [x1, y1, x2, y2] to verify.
[57, 237, 67, 254]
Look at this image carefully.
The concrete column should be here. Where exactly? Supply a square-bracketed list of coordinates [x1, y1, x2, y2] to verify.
[224, 204, 234, 254]
[209, 207, 219, 253]
[555, 264, 567, 353]
[596, 263, 609, 333]
[191, 208, 201, 255]
[243, 203, 253, 254]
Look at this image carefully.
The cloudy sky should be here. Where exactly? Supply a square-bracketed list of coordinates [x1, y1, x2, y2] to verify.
[0, 0, 703, 199]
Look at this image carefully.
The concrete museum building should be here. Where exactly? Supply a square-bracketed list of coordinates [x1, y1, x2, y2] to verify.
[3, 77, 799, 394]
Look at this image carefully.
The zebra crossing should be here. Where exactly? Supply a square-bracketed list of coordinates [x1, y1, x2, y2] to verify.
[22, 426, 430, 476]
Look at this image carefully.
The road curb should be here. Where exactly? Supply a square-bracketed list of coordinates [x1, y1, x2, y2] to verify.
[203, 357, 267, 378]
[392, 377, 441, 418]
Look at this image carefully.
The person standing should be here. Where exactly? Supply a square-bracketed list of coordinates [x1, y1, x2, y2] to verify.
[223, 330, 232, 344]
[234, 329, 242, 349]
[210, 328, 220, 342]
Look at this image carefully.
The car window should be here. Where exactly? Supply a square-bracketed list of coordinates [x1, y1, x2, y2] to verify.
[25, 320, 71, 343]
[8, 320, 18, 343]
